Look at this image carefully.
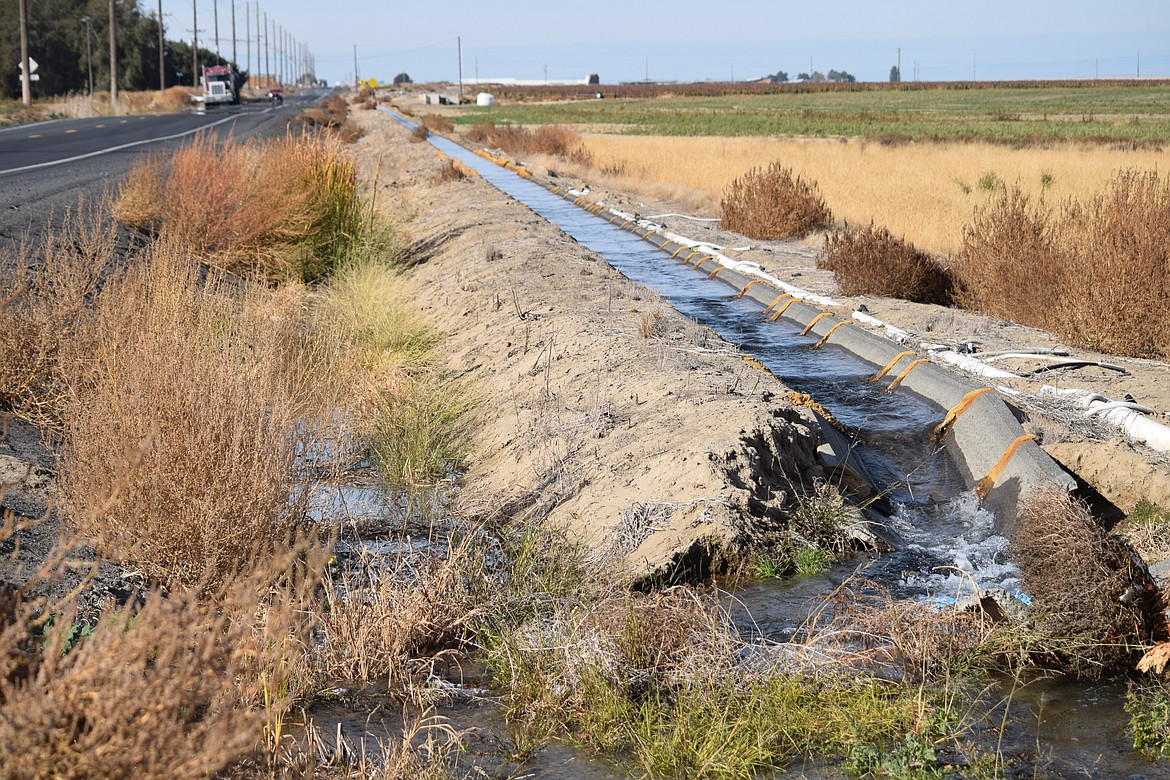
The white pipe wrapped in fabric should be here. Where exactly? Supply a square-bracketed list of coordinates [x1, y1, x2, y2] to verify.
[1042, 386, 1170, 453]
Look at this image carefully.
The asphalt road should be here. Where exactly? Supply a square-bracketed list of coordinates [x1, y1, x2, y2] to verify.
[0, 88, 329, 253]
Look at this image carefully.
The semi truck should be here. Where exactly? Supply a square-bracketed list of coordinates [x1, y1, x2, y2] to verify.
[200, 65, 240, 106]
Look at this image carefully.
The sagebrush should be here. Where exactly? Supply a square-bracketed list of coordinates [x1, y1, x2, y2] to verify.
[721, 161, 832, 240]
[818, 223, 954, 305]
[957, 170, 1170, 358]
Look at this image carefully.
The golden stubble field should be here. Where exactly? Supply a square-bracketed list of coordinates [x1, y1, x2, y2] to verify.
[580, 134, 1170, 254]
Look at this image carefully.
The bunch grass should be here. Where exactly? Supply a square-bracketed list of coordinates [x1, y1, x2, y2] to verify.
[114, 131, 366, 282]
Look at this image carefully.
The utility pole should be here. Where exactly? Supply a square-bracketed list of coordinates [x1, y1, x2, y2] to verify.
[109, 0, 118, 106]
[157, 1, 165, 90]
[231, 0, 236, 68]
[18, 0, 30, 106]
[82, 17, 95, 95]
[458, 36, 464, 101]
[897, 47, 901, 83]
[256, 4, 262, 87]
[192, 0, 199, 88]
[213, 0, 219, 59]
[353, 44, 359, 85]
[245, 3, 250, 84]
[263, 12, 268, 87]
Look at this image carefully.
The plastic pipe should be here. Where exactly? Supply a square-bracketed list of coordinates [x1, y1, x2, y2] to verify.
[1041, 386, 1170, 452]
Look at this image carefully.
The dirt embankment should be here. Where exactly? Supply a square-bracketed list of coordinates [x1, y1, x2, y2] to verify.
[350, 105, 1170, 578]
[353, 112, 834, 579]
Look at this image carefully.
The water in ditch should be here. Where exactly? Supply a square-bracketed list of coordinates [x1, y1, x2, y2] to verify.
[363, 111, 1159, 778]
[417, 123, 1012, 606]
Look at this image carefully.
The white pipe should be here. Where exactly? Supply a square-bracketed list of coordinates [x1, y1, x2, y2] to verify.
[980, 352, 1077, 364]
[606, 207, 840, 307]
[1041, 386, 1170, 452]
[1084, 400, 1157, 417]
[851, 311, 913, 344]
[931, 350, 1020, 379]
[852, 312, 1019, 378]
[646, 212, 721, 223]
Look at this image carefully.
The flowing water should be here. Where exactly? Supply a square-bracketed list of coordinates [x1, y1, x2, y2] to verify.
[347, 110, 1161, 777]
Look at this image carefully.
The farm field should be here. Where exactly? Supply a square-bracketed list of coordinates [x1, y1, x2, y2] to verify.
[576, 133, 1170, 254]
[460, 82, 1170, 144]
[443, 82, 1170, 256]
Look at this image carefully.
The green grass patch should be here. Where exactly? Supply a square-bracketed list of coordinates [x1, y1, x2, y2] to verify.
[1128, 677, 1170, 759]
[372, 373, 477, 488]
[458, 85, 1170, 144]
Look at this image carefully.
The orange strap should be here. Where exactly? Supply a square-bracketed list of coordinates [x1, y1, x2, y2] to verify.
[886, 358, 930, 391]
[708, 266, 725, 279]
[800, 312, 833, 336]
[813, 321, 849, 349]
[767, 298, 799, 321]
[762, 294, 791, 314]
[691, 255, 712, 269]
[869, 350, 917, 383]
[932, 388, 995, 440]
[733, 279, 763, 299]
[671, 245, 690, 259]
[976, 436, 1037, 499]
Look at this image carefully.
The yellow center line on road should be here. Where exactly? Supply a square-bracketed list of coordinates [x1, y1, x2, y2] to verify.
[65, 129, 77, 134]
[95, 124, 105, 128]
[119, 119, 128, 124]
[27, 133, 41, 138]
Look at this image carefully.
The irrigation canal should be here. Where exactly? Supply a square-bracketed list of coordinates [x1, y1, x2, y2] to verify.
[371, 108, 1160, 778]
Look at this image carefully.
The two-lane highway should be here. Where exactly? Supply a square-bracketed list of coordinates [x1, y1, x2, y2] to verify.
[0, 89, 328, 252]
[0, 106, 267, 174]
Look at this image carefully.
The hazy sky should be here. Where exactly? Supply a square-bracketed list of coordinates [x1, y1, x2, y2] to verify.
[215, 0, 1169, 85]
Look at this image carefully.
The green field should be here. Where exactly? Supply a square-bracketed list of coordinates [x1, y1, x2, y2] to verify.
[457, 83, 1170, 144]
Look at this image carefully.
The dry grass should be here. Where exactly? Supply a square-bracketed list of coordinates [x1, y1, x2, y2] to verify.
[58, 245, 312, 591]
[818, 223, 954, 305]
[420, 114, 455, 134]
[464, 121, 592, 165]
[956, 170, 1170, 358]
[1008, 488, 1164, 678]
[432, 158, 468, 184]
[50, 88, 195, 119]
[110, 152, 166, 228]
[810, 578, 1002, 682]
[0, 206, 113, 426]
[638, 306, 668, 339]
[720, 161, 831, 240]
[580, 134, 1170, 253]
[115, 132, 365, 282]
[0, 510, 325, 779]
[316, 528, 490, 692]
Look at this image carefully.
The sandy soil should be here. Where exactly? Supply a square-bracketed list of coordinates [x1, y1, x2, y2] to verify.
[348, 104, 1170, 577]
[353, 111, 833, 580]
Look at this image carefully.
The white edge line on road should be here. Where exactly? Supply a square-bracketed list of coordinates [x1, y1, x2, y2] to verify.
[0, 110, 269, 177]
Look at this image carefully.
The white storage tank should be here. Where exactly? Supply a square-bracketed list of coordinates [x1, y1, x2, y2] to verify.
[476, 92, 495, 106]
